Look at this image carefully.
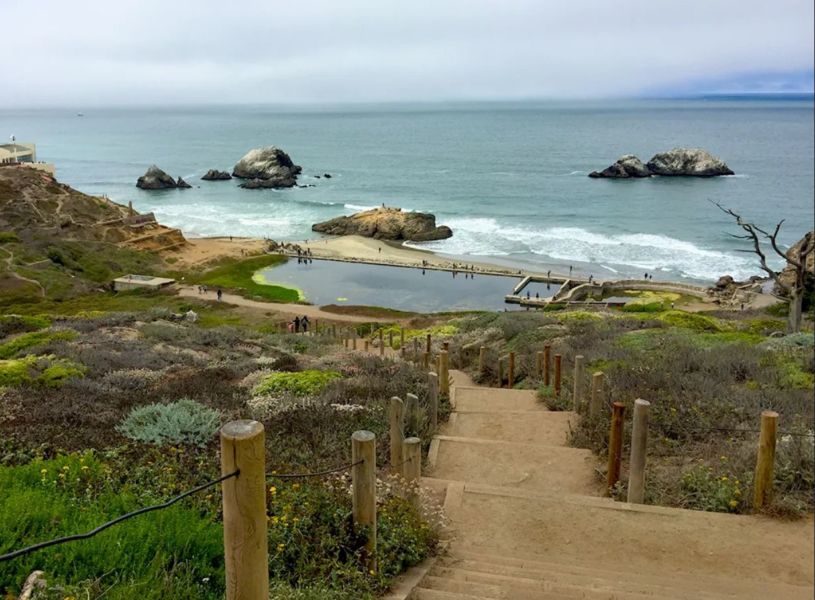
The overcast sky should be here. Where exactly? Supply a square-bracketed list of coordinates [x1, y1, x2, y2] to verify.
[3, 0, 813, 106]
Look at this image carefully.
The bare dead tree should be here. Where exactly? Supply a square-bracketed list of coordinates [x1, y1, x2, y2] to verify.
[714, 201, 814, 332]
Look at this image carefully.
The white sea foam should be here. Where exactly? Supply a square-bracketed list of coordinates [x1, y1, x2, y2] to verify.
[409, 219, 761, 281]
[344, 203, 379, 211]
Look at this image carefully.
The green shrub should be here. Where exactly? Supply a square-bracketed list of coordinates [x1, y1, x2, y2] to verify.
[253, 370, 342, 397]
[0, 315, 50, 338]
[0, 355, 84, 388]
[679, 464, 745, 513]
[117, 399, 222, 447]
[0, 329, 77, 359]
[621, 301, 665, 313]
[658, 310, 724, 332]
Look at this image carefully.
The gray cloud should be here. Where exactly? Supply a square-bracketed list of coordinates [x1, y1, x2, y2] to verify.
[3, 0, 813, 105]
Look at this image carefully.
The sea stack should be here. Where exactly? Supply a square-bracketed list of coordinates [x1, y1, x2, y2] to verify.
[201, 169, 232, 181]
[312, 206, 453, 242]
[589, 148, 734, 178]
[233, 146, 302, 189]
[136, 165, 183, 189]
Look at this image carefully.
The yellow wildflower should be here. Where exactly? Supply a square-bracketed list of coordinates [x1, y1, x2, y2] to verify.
[269, 486, 277, 495]
[729, 500, 738, 509]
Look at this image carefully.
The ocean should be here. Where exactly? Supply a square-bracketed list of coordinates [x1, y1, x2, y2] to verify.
[2, 99, 813, 283]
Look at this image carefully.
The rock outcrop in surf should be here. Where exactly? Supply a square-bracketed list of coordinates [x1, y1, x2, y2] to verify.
[136, 165, 188, 190]
[312, 206, 453, 242]
[232, 147, 302, 189]
[589, 148, 734, 178]
[201, 169, 232, 181]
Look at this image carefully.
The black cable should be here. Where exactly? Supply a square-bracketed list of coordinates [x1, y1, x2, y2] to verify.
[684, 427, 812, 438]
[267, 459, 364, 479]
[0, 469, 239, 563]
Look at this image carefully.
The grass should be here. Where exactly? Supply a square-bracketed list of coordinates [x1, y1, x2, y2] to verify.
[321, 304, 419, 318]
[253, 370, 343, 397]
[193, 254, 302, 303]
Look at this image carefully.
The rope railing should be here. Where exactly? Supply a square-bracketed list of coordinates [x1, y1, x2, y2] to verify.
[0, 469, 240, 563]
[267, 459, 363, 479]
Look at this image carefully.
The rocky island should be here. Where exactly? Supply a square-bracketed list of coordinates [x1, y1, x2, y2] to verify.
[232, 146, 302, 189]
[312, 206, 453, 242]
[136, 165, 191, 190]
[201, 169, 232, 181]
[589, 148, 734, 178]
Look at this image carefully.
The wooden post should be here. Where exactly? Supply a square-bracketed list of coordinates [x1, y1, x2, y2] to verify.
[315, 319, 319, 335]
[627, 399, 650, 504]
[402, 437, 422, 509]
[498, 357, 504, 389]
[413, 338, 419, 361]
[589, 372, 604, 418]
[405, 393, 419, 435]
[543, 345, 551, 386]
[220, 420, 269, 600]
[439, 351, 450, 396]
[353, 331, 357, 350]
[344, 338, 348, 349]
[607, 402, 625, 494]
[573, 355, 585, 413]
[427, 372, 439, 434]
[364, 340, 370, 352]
[508, 352, 515, 389]
[389, 397, 405, 470]
[379, 330, 384, 356]
[422, 351, 429, 369]
[426, 333, 431, 353]
[389, 330, 394, 349]
[351, 430, 377, 573]
[536, 351, 543, 377]
[478, 346, 486, 374]
[754, 410, 779, 509]
[400, 327, 405, 349]
[554, 354, 562, 397]
[443, 341, 449, 352]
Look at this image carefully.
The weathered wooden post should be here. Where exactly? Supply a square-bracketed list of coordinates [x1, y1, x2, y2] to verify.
[413, 338, 419, 362]
[353, 330, 358, 350]
[607, 402, 625, 494]
[426, 333, 431, 353]
[405, 393, 419, 434]
[379, 329, 384, 357]
[589, 372, 604, 418]
[402, 437, 422, 509]
[389, 396, 405, 471]
[364, 340, 370, 352]
[220, 420, 269, 600]
[351, 430, 377, 573]
[427, 372, 439, 434]
[543, 344, 551, 386]
[754, 410, 779, 509]
[344, 338, 348, 349]
[400, 327, 405, 349]
[439, 351, 450, 396]
[508, 352, 516, 389]
[627, 399, 650, 504]
[536, 350, 543, 377]
[388, 330, 394, 349]
[422, 351, 430, 369]
[478, 346, 486, 374]
[573, 355, 585, 413]
[554, 354, 562, 397]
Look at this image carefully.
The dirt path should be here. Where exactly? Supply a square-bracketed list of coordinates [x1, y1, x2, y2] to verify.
[412, 372, 814, 599]
[177, 285, 400, 324]
[0, 247, 46, 298]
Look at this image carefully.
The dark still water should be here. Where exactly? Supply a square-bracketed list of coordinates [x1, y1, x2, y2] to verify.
[255, 260, 548, 312]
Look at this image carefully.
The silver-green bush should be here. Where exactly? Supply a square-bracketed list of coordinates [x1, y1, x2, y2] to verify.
[116, 399, 222, 447]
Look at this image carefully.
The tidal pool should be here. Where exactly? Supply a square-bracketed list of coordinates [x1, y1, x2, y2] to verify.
[255, 259, 559, 312]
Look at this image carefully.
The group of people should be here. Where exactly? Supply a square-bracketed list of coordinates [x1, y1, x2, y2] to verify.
[196, 285, 223, 301]
[288, 315, 311, 333]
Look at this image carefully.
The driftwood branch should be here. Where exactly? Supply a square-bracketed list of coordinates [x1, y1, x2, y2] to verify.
[712, 201, 789, 291]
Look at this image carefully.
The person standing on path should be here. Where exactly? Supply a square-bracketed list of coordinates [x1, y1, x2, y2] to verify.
[216, 288, 222, 302]
[294, 316, 301, 333]
[302, 316, 310, 333]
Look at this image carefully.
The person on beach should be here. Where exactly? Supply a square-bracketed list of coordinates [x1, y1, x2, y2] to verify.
[644, 272, 648, 280]
[294, 316, 301, 333]
[216, 288, 223, 302]
[569, 266, 573, 275]
[547, 270, 551, 278]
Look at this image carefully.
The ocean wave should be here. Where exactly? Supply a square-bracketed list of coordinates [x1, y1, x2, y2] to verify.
[344, 203, 379, 211]
[407, 219, 761, 281]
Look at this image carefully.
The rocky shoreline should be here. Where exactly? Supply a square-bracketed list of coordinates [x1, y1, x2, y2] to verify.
[312, 206, 453, 242]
